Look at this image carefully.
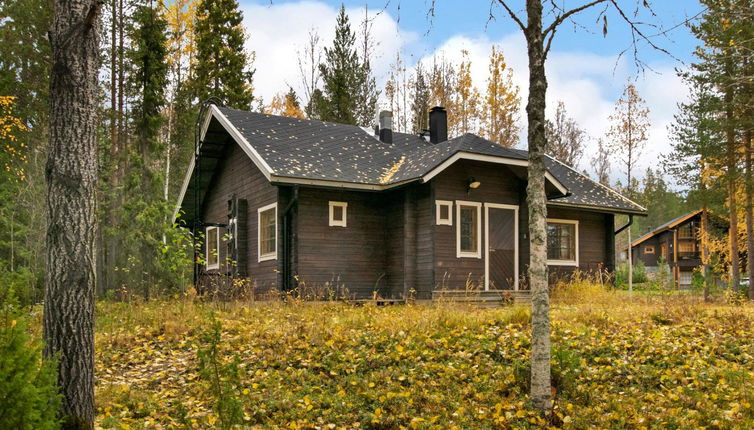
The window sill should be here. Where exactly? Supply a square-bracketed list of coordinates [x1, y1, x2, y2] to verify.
[547, 260, 578, 267]
[259, 253, 277, 262]
[457, 251, 482, 259]
[205, 264, 220, 270]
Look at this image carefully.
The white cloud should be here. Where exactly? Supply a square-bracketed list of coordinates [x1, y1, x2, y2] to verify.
[242, 1, 414, 104]
[240, 0, 688, 185]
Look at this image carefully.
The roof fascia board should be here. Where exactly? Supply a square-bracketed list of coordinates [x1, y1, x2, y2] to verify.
[547, 201, 647, 216]
[270, 175, 416, 191]
[210, 105, 274, 180]
[172, 156, 195, 221]
[420, 151, 569, 196]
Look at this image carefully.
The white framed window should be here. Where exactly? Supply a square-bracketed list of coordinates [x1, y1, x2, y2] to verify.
[205, 226, 220, 270]
[328, 201, 348, 227]
[644, 245, 655, 255]
[456, 201, 482, 258]
[435, 200, 453, 225]
[257, 202, 277, 262]
[546, 219, 579, 266]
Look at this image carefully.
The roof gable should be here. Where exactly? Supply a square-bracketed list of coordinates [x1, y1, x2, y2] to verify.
[631, 209, 704, 247]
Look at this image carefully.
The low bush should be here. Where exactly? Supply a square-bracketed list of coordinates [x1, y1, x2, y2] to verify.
[614, 260, 649, 288]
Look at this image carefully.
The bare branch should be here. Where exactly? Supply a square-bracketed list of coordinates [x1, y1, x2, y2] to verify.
[542, 0, 608, 37]
[608, 0, 680, 65]
[495, 0, 526, 32]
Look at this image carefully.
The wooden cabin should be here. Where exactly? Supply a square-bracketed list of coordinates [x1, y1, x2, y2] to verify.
[175, 105, 645, 300]
[631, 209, 704, 288]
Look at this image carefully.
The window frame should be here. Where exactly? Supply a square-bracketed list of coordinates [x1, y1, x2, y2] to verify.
[644, 245, 655, 255]
[435, 200, 453, 226]
[205, 226, 220, 270]
[257, 202, 277, 262]
[678, 223, 695, 239]
[456, 200, 482, 259]
[328, 201, 348, 227]
[546, 218, 579, 267]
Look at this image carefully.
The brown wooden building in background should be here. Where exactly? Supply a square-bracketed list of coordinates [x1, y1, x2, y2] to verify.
[631, 209, 704, 288]
[175, 105, 645, 300]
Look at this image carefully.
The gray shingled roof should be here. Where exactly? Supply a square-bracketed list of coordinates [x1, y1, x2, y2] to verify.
[206, 107, 645, 214]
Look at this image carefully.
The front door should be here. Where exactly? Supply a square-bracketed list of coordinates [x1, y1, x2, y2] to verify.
[485, 204, 518, 290]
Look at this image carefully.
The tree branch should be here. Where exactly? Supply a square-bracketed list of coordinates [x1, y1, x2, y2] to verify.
[542, 0, 607, 37]
[495, 0, 526, 32]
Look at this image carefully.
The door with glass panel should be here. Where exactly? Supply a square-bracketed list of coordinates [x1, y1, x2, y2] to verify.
[485, 204, 519, 290]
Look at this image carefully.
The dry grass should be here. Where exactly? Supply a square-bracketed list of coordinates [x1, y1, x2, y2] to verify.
[81, 284, 754, 428]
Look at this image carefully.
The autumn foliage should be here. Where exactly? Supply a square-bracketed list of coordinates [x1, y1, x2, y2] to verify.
[87, 292, 754, 428]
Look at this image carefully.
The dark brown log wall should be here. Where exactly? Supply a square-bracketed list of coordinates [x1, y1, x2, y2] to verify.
[295, 188, 389, 298]
[201, 140, 278, 290]
[546, 206, 609, 282]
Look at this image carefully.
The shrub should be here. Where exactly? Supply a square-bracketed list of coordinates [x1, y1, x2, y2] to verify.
[0, 306, 60, 429]
[614, 261, 648, 288]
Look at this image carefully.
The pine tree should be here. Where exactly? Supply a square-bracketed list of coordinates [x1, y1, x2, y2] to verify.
[317, 5, 362, 125]
[193, 0, 254, 109]
[480, 45, 520, 147]
[45, 0, 102, 425]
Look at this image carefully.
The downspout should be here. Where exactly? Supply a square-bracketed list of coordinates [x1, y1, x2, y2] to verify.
[615, 214, 634, 266]
[282, 186, 299, 290]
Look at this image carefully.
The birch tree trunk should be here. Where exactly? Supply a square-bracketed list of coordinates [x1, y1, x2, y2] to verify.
[523, 0, 551, 411]
[44, 1, 101, 428]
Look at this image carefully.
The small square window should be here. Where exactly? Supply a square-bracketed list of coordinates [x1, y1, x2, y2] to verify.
[205, 226, 220, 270]
[436, 200, 453, 225]
[329, 201, 347, 227]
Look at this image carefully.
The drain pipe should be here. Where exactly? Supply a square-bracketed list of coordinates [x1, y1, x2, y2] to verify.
[282, 186, 299, 290]
[615, 214, 634, 236]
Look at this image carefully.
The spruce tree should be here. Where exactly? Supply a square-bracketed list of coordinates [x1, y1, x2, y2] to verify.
[318, 5, 362, 125]
[193, 0, 254, 109]
[125, 1, 169, 299]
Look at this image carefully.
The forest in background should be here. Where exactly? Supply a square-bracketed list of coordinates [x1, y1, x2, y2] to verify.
[0, 0, 751, 305]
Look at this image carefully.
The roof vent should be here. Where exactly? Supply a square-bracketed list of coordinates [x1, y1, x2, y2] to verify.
[429, 106, 447, 144]
[379, 110, 393, 144]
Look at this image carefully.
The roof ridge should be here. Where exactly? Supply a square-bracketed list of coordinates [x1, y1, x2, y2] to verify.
[546, 155, 647, 212]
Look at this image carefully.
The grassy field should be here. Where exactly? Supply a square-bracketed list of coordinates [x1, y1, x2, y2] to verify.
[68, 285, 754, 429]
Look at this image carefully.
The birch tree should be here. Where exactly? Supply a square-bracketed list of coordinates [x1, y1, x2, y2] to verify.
[480, 45, 520, 147]
[607, 81, 650, 295]
[492, 0, 668, 411]
[592, 138, 611, 185]
[45, 0, 102, 427]
[545, 101, 586, 167]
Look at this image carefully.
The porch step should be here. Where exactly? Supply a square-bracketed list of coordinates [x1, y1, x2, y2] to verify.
[432, 289, 531, 306]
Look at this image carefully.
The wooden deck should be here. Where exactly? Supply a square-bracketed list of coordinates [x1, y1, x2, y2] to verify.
[432, 289, 531, 307]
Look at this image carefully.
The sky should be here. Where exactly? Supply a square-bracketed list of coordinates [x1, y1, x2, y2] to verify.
[238, 0, 704, 186]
